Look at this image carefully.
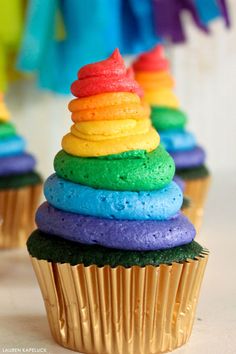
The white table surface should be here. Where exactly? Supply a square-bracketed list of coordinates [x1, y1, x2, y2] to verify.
[0, 171, 236, 354]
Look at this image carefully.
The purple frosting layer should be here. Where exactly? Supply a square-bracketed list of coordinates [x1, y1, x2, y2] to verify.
[0, 153, 36, 176]
[170, 146, 206, 169]
[36, 202, 196, 251]
[173, 175, 185, 191]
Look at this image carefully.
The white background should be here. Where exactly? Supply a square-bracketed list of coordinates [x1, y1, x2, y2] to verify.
[1, 1, 236, 353]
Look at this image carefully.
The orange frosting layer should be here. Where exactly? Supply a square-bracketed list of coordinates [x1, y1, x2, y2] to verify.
[69, 92, 150, 123]
[135, 71, 174, 91]
[68, 92, 140, 111]
[71, 102, 150, 123]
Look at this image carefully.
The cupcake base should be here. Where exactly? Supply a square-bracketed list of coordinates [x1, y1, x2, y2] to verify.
[30, 250, 208, 354]
[182, 176, 211, 233]
[0, 184, 42, 248]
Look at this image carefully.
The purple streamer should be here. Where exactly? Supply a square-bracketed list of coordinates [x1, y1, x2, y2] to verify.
[153, 0, 230, 43]
[153, 0, 186, 42]
[180, 0, 209, 33]
[218, 0, 231, 27]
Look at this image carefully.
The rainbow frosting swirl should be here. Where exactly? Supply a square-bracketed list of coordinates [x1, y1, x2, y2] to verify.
[34, 49, 197, 254]
[133, 46, 207, 172]
[0, 94, 41, 187]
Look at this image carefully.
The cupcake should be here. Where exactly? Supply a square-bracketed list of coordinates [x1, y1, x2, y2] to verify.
[27, 49, 208, 354]
[0, 94, 42, 248]
[133, 45, 210, 233]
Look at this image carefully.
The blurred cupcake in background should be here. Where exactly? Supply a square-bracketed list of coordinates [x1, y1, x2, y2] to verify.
[0, 93, 42, 248]
[133, 45, 210, 233]
[27, 50, 208, 354]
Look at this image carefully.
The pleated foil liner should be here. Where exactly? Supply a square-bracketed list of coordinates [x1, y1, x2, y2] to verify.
[31, 250, 208, 354]
[0, 184, 42, 248]
[182, 176, 211, 234]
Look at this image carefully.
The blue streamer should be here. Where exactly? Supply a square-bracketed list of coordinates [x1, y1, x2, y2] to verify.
[16, 0, 230, 93]
[195, 0, 221, 24]
[17, 0, 57, 71]
[121, 0, 161, 54]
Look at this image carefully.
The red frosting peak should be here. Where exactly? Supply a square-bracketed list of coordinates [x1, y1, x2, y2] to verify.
[71, 49, 142, 98]
[78, 49, 125, 80]
[133, 45, 169, 72]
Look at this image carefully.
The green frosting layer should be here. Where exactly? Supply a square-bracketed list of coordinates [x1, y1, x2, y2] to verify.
[27, 230, 204, 268]
[98, 149, 147, 160]
[54, 145, 175, 191]
[0, 122, 16, 138]
[176, 165, 210, 180]
[151, 107, 187, 131]
[0, 171, 43, 189]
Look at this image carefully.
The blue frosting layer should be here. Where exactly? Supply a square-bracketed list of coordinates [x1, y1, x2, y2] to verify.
[0, 136, 26, 158]
[44, 174, 183, 221]
[159, 130, 196, 152]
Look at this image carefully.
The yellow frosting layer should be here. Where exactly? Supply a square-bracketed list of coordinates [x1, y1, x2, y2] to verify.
[144, 90, 179, 108]
[72, 119, 151, 141]
[0, 101, 10, 122]
[75, 119, 137, 135]
[134, 70, 180, 108]
[62, 127, 159, 157]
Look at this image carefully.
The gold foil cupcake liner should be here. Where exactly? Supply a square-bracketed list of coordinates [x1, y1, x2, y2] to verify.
[31, 250, 208, 354]
[182, 176, 211, 234]
[0, 184, 42, 248]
